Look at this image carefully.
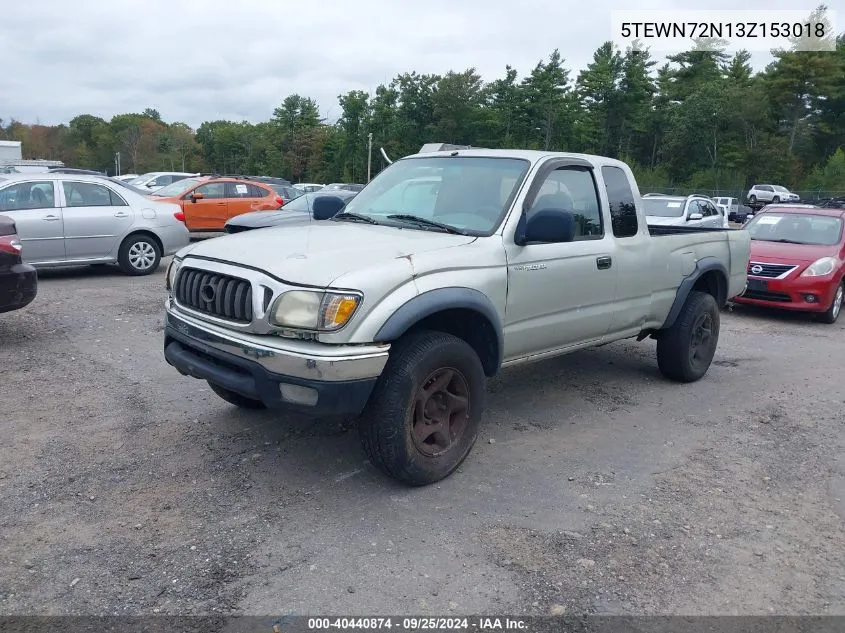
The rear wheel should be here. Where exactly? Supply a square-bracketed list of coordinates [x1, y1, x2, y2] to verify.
[748, 195, 757, 205]
[657, 291, 720, 382]
[118, 234, 161, 276]
[819, 283, 844, 324]
[207, 382, 266, 409]
[358, 330, 485, 486]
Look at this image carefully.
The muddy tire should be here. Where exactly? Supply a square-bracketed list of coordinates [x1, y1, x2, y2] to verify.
[359, 330, 485, 486]
[207, 381, 266, 409]
[819, 282, 844, 324]
[118, 234, 161, 276]
[657, 291, 720, 382]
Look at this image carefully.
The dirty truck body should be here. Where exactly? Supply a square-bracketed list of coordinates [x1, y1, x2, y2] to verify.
[163, 149, 750, 485]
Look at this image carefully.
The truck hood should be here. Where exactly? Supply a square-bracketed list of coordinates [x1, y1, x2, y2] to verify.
[181, 222, 476, 287]
[749, 239, 837, 264]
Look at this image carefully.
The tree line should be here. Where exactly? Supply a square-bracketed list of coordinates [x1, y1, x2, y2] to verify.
[2, 6, 844, 195]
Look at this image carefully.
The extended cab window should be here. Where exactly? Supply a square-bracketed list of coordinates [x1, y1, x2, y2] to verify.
[601, 166, 638, 238]
[528, 167, 603, 239]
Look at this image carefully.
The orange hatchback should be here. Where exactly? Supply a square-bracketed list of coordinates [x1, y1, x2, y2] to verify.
[152, 176, 283, 231]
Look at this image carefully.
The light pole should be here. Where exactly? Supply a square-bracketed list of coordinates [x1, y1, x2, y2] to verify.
[367, 132, 373, 182]
[114, 152, 121, 176]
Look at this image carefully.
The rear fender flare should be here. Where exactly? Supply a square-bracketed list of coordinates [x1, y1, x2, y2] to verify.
[660, 256, 728, 330]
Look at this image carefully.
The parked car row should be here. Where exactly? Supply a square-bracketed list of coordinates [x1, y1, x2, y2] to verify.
[733, 204, 845, 324]
[0, 172, 190, 276]
[224, 190, 357, 233]
[643, 194, 729, 229]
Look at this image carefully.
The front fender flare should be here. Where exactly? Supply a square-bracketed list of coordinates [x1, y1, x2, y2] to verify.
[374, 287, 504, 372]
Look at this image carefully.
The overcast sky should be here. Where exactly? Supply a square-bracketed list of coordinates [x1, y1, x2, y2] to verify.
[3, 0, 821, 128]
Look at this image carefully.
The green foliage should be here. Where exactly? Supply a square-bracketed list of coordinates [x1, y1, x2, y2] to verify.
[3, 7, 843, 192]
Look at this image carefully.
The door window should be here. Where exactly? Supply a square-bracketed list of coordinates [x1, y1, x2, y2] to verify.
[193, 183, 226, 199]
[62, 182, 124, 207]
[0, 181, 56, 211]
[529, 167, 603, 240]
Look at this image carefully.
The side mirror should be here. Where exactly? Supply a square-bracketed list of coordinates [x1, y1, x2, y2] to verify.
[515, 209, 576, 245]
[688, 212, 703, 221]
[312, 195, 346, 221]
[190, 192, 204, 202]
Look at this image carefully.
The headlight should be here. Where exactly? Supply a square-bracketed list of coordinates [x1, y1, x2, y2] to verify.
[800, 257, 838, 277]
[166, 258, 182, 291]
[271, 290, 361, 331]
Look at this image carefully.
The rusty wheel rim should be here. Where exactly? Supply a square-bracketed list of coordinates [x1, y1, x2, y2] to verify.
[411, 367, 470, 457]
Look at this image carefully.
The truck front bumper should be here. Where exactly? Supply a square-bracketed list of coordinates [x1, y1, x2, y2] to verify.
[163, 301, 390, 416]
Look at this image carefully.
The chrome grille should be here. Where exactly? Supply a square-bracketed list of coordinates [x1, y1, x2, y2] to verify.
[747, 262, 797, 279]
[174, 267, 253, 323]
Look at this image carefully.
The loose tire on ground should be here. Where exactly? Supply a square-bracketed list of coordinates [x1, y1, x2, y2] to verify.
[657, 291, 720, 382]
[358, 330, 485, 486]
[819, 282, 844, 324]
[118, 234, 161, 276]
[207, 381, 266, 409]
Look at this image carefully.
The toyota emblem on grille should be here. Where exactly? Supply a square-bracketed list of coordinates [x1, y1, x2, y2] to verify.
[750, 264, 763, 275]
[200, 283, 216, 302]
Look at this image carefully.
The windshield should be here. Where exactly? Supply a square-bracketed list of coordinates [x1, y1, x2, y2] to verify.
[340, 156, 530, 234]
[643, 198, 686, 217]
[152, 178, 202, 197]
[279, 194, 311, 212]
[127, 173, 156, 186]
[745, 213, 843, 246]
[773, 185, 790, 193]
[108, 178, 150, 196]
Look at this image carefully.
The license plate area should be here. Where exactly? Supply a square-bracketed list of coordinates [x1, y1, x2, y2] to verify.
[747, 279, 768, 292]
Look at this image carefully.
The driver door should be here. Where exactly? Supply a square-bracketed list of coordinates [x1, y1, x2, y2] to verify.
[503, 163, 618, 359]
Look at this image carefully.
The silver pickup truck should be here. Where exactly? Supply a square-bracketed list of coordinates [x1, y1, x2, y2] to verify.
[163, 149, 750, 485]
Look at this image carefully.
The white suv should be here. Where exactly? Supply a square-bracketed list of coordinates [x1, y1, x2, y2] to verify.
[747, 184, 800, 206]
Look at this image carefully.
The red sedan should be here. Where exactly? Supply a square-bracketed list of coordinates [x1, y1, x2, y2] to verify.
[734, 206, 845, 323]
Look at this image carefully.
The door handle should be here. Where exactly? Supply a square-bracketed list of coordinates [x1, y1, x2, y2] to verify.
[114, 212, 129, 218]
[42, 215, 61, 222]
[596, 255, 612, 270]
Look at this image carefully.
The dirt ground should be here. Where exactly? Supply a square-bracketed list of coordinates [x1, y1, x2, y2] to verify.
[1, 260, 843, 616]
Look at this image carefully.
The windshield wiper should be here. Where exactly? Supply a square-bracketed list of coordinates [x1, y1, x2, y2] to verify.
[331, 211, 379, 225]
[386, 214, 469, 235]
[770, 238, 806, 244]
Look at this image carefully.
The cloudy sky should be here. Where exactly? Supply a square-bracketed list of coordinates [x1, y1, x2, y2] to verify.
[3, 0, 822, 128]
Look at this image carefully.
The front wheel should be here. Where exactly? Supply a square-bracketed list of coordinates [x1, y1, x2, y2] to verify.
[772, 196, 781, 203]
[657, 291, 720, 382]
[819, 283, 844, 324]
[118, 234, 161, 276]
[358, 330, 485, 486]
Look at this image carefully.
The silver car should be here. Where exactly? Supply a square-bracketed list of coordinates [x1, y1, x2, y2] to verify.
[0, 173, 190, 275]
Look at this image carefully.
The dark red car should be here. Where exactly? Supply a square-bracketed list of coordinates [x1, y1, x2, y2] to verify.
[0, 214, 37, 314]
[734, 205, 845, 323]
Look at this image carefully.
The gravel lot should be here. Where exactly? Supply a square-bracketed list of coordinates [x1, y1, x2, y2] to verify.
[1, 256, 844, 616]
